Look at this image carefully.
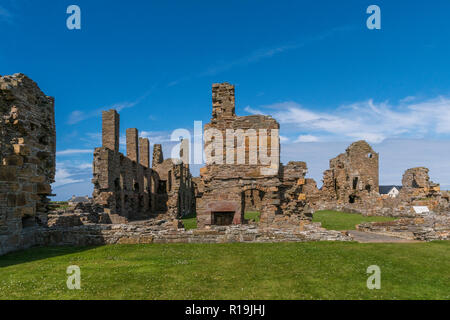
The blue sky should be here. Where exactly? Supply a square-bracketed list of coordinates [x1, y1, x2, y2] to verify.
[1, 0, 450, 200]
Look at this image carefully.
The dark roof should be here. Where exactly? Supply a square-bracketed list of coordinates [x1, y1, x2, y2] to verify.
[379, 185, 402, 194]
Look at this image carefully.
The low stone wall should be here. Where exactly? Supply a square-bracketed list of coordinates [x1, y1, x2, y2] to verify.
[42, 223, 351, 246]
[0, 220, 351, 254]
[356, 215, 450, 241]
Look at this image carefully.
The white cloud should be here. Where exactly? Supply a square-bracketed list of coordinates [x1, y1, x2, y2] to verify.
[67, 102, 137, 125]
[168, 26, 353, 87]
[244, 106, 264, 115]
[77, 163, 92, 170]
[140, 130, 173, 145]
[53, 168, 83, 187]
[56, 149, 92, 156]
[296, 135, 319, 143]
[52, 161, 93, 194]
[67, 110, 86, 125]
[251, 96, 450, 143]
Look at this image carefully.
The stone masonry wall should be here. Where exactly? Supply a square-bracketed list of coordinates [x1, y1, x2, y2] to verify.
[152, 143, 195, 217]
[92, 111, 195, 221]
[23, 220, 352, 249]
[0, 74, 56, 255]
[92, 110, 158, 221]
[357, 215, 450, 241]
[197, 83, 282, 228]
[321, 140, 379, 206]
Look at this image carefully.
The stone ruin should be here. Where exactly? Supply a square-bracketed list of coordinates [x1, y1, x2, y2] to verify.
[1, 74, 449, 254]
[355, 166, 450, 239]
[321, 140, 379, 205]
[92, 109, 195, 223]
[0, 74, 56, 254]
[396, 167, 449, 214]
[195, 83, 316, 229]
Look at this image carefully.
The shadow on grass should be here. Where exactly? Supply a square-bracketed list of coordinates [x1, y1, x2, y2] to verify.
[0, 245, 99, 268]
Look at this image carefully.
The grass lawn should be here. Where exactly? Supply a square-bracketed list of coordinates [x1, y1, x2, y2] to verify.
[50, 201, 69, 211]
[0, 242, 449, 300]
[182, 212, 262, 229]
[313, 210, 397, 231]
[244, 211, 261, 222]
[181, 214, 197, 230]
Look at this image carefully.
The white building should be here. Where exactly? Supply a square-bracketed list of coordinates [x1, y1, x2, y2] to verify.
[379, 185, 402, 198]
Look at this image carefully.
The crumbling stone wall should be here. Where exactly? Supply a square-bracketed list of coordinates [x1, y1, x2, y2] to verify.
[92, 111, 194, 222]
[0, 74, 55, 255]
[357, 215, 450, 241]
[279, 161, 316, 219]
[396, 167, 448, 214]
[197, 83, 317, 228]
[152, 143, 195, 217]
[321, 140, 379, 205]
[197, 83, 282, 228]
[92, 110, 155, 221]
[401, 167, 441, 194]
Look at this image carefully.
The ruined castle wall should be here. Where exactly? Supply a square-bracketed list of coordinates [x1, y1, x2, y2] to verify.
[278, 161, 317, 219]
[0, 74, 55, 255]
[197, 83, 282, 228]
[93, 114, 195, 221]
[152, 143, 195, 217]
[92, 110, 156, 221]
[321, 140, 379, 206]
[395, 167, 448, 214]
[402, 167, 433, 190]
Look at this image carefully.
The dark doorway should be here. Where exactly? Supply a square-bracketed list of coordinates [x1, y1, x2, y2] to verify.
[212, 212, 234, 225]
[22, 216, 36, 228]
[158, 181, 167, 194]
[352, 177, 359, 190]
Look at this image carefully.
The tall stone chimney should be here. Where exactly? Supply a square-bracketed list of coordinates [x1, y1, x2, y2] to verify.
[152, 144, 163, 167]
[139, 137, 150, 168]
[212, 83, 235, 120]
[126, 128, 139, 163]
[102, 110, 120, 151]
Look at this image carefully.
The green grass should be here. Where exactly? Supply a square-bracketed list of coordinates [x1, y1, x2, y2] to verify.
[50, 201, 69, 210]
[244, 211, 261, 222]
[0, 242, 449, 299]
[181, 213, 197, 230]
[181, 212, 262, 229]
[313, 210, 397, 231]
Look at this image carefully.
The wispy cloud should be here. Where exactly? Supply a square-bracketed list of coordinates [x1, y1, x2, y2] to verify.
[201, 26, 352, 77]
[246, 96, 450, 143]
[140, 130, 174, 145]
[53, 168, 83, 187]
[67, 102, 137, 125]
[244, 105, 264, 115]
[168, 26, 353, 87]
[296, 135, 320, 143]
[56, 149, 93, 156]
[67, 83, 158, 125]
[52, 160, 93, 197]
